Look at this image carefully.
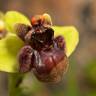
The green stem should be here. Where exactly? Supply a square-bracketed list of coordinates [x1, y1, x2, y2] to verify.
[66, 58, 81, 96]
[8, 73, 24, 96]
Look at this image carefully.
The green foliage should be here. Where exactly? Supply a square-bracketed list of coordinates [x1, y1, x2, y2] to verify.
[8, 73, 25, 96]
[84, 59, 96, 85]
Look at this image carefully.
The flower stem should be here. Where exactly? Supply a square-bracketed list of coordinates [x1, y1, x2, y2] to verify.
[8, 73, 24, 96]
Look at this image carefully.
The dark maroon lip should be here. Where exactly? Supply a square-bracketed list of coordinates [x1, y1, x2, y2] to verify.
[17, 14, 68, 83]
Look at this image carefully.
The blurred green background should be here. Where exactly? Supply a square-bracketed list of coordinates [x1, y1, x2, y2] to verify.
[0, 0, 96, 96]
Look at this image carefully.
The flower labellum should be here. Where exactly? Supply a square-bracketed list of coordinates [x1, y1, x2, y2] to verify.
[16, 13, 69, 83]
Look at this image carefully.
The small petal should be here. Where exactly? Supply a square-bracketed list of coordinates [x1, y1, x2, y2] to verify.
[15, 23, 31, 41]
[18, 45, 34, 73]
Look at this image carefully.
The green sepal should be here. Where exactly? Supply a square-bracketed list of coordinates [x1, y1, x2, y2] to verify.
[0, 33, 24, 72]
[53, 26, 79, 57]
[4, 11, 31, 33]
